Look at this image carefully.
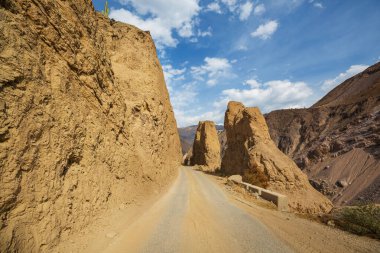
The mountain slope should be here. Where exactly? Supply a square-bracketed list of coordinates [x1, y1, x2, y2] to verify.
[266, 62, 380, 205]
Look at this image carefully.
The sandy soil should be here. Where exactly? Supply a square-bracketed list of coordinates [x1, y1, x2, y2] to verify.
[54, 166, 380, 253]
[207, 173, 380, 253]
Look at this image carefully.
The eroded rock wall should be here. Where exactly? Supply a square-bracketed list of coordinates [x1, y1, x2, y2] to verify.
[190, 121, 221, 172]
[222, 102, 332, 213]
[0, 1, 181, 252]
[265, 63, 380, 205]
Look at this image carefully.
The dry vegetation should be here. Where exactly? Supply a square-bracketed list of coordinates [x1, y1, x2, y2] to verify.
[328, 204, 380, 239]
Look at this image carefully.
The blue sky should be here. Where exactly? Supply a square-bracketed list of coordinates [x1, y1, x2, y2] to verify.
[92, 0, 380, 127]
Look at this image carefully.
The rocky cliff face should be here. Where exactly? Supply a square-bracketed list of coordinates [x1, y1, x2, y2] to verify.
[266, 62, 380, 205]
[190, 121, 221, 172]
[222, 102, 332, 213]
[178, 124, 223, 155]
[0, 1, 182, 252]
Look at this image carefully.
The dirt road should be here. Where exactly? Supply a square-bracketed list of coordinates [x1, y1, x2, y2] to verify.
[58, 166, 379, 253]
[103, 167, 294, 253]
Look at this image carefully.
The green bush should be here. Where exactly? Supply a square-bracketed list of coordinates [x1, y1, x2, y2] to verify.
[333, 204, 380, 238]
[102, 0, 110, 17]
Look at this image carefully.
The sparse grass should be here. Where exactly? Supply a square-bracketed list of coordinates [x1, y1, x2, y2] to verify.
[331, 204, 380, 239]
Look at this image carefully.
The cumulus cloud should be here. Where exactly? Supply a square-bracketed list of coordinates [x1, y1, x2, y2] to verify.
[191, 57, 233, 86]
[253, 4, 266, 15]
[214, 79, 313, 112]
[111, 0, 200, 48]
[178, 21, 195, 38]
[321, 65, 369, 91]
[162, 64, 186, 90]
[239, 2, 253, 21]
[170, 83, 198, 111]
[162, 64, 200, 127]
[245, 79, 261, 88]
[251, 20, 279, 40]
[206, 2, 222, 14]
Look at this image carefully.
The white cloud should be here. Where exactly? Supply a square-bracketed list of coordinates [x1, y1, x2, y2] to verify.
[221, 0, 238, 11]
[176, 78, 314, 127]
[109, 9, 176, 47]
[170, 83, 198, 110]
[321, 65, 369, 91]
[206, 2, 222, 14]
[253, 4, 266, 15]
[189, 37, 198, 43]
[191, 57, 233, 86]
[163, 64, 186, 89]
[175, 109, 224, 127]
[309, 0, 324, 9]
[197, 27, 213, 37]
[214, 79, 313, 112]
[251, 20, 279, 40]
[313, 2, 323, 9]
[162, 63, 224, 127]
[245, 79, 261, 88]
[162, 65, 200, 127]
[111, 0, 200, 48]
[178, 21, 194, 38]
[239, 2, 253, 21]
[207, 79, 217, 86]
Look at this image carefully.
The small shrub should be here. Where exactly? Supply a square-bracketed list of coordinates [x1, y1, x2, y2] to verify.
[102, 0, 110, 17]
[333, 204, 380, 239]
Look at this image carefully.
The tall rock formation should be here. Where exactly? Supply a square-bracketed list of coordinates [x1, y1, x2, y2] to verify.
[178, 124, 224, 155]
[190, 121, 221, 172]
[266, 62, 380, 205]
[222, 102, 332, 213]
[0, 1, 182, 252]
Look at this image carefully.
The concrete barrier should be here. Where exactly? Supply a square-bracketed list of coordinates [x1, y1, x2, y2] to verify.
[228, 179, 288, 211]
[260, 188, 288, 211]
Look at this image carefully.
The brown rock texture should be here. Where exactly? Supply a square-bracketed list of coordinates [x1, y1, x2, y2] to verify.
[222, 102, 332, 213]
[190, 121, 221, 172]
[0, 1, 181, 252]
[266, 62, 380, 205]
[178, 124, 223, 155]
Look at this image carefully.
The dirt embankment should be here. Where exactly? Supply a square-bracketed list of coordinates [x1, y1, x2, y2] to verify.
[0, 1, 181, 252]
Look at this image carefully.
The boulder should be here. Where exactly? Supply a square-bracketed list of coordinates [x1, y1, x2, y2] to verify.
[336, 180, 349, 188]
[227, 175, 243, 184]
[190, 121, 221, 172]
[221, 102, 333, 213]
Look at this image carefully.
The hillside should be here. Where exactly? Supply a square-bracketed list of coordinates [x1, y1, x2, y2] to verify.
[266, 62, 380, 206]
[0, 1, 181, 252]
